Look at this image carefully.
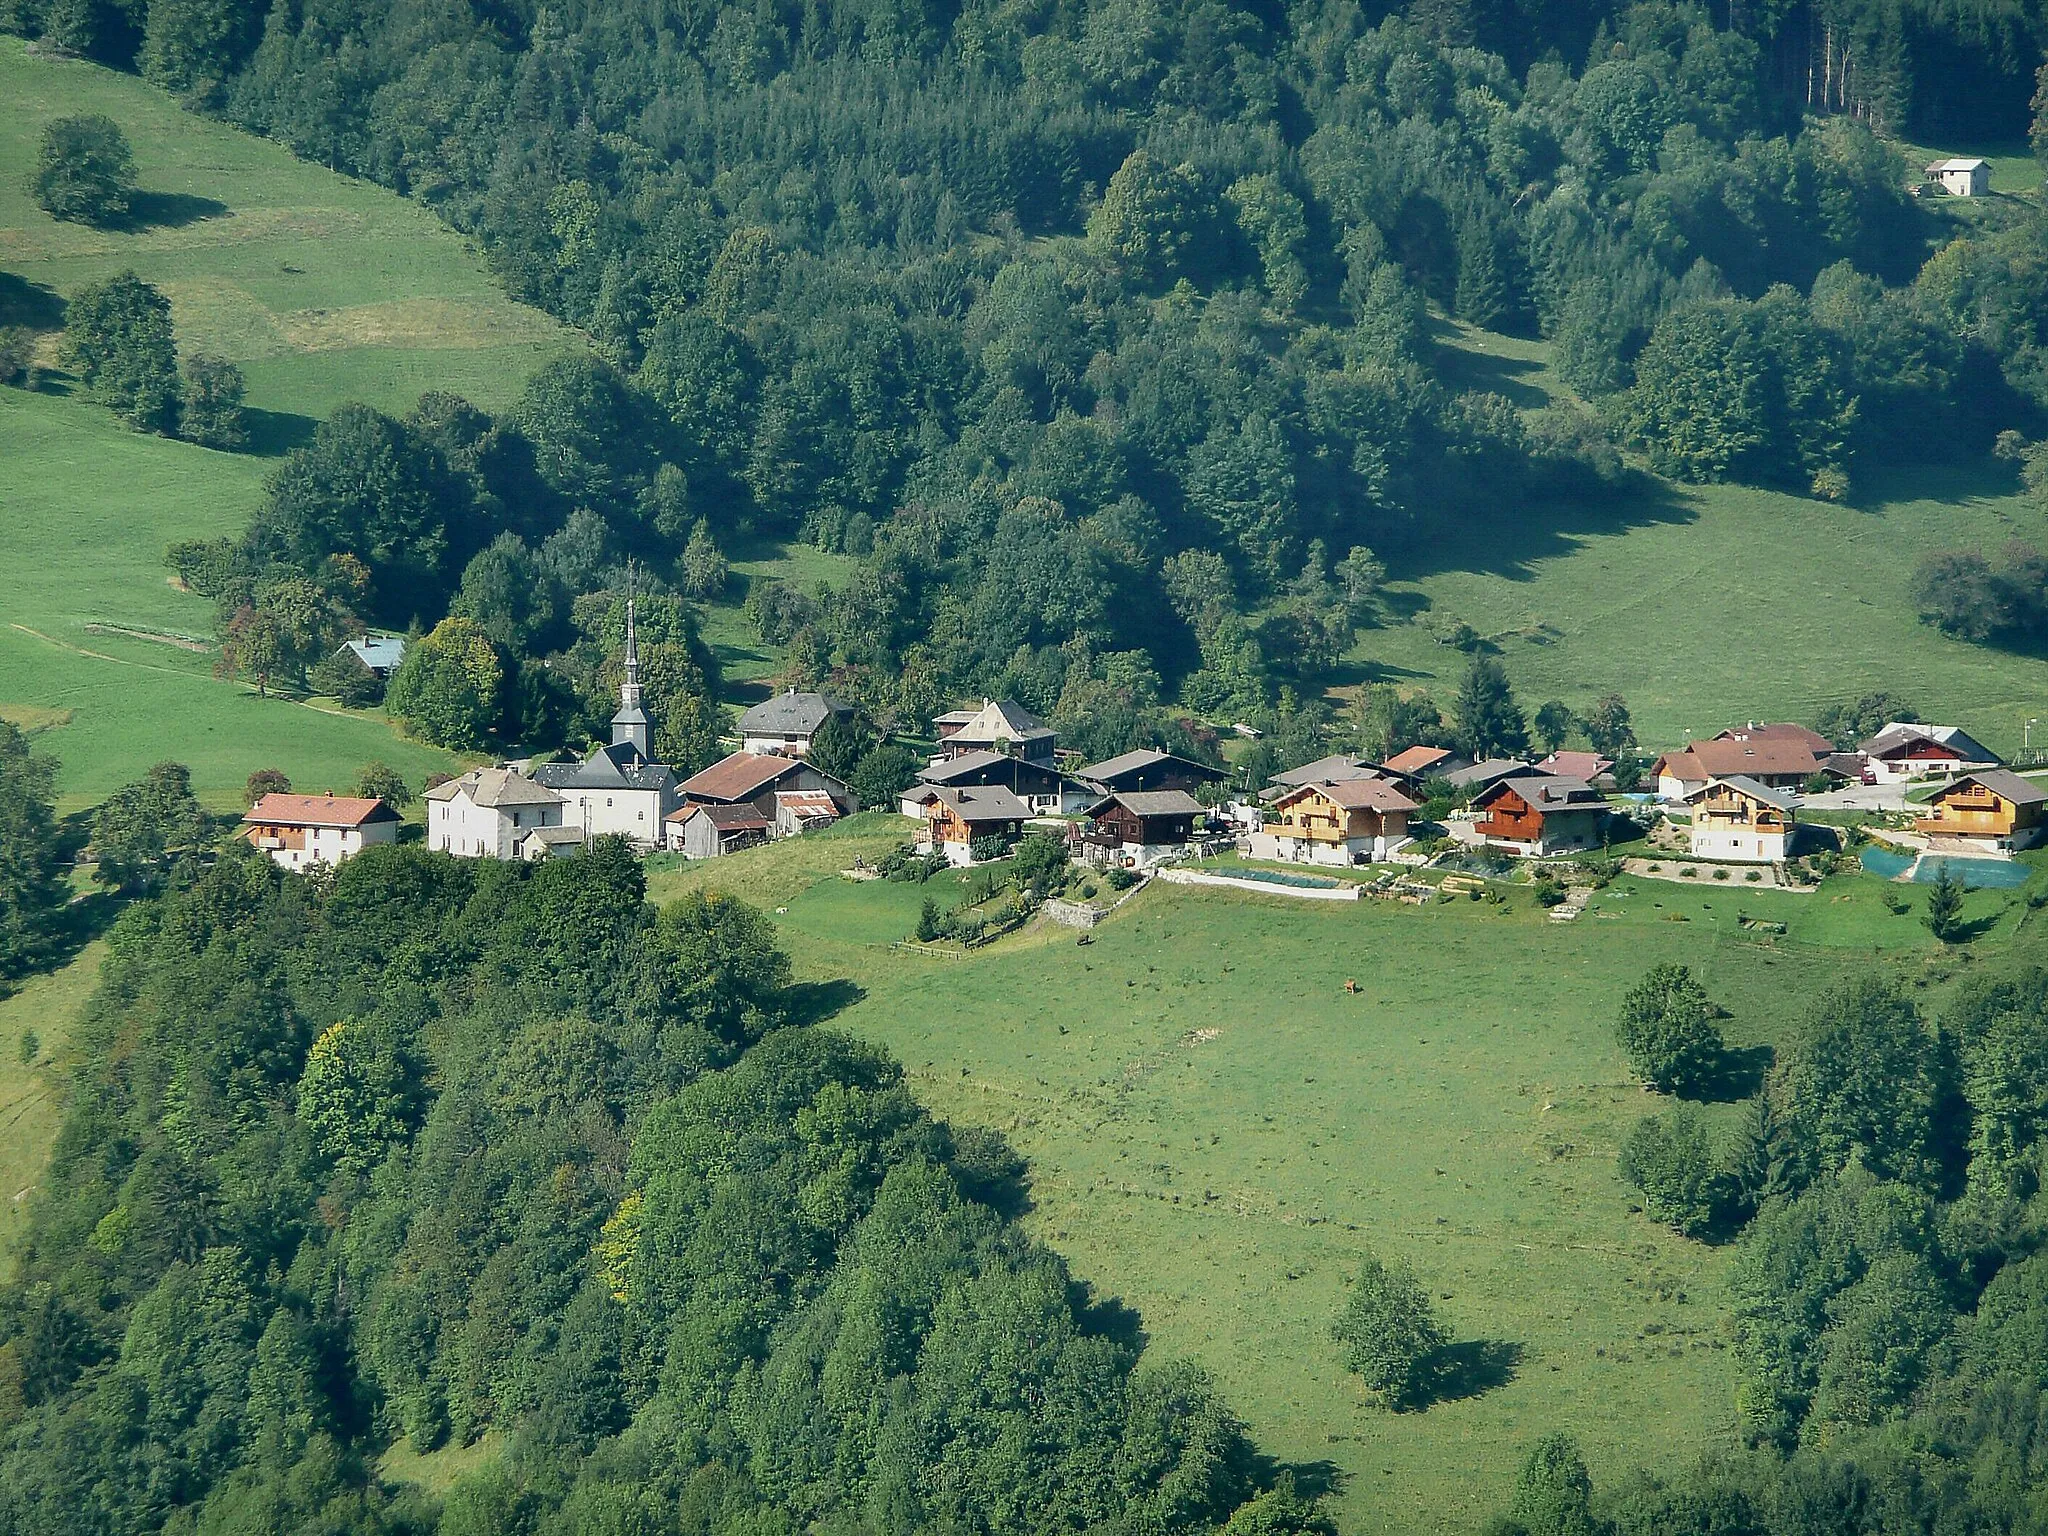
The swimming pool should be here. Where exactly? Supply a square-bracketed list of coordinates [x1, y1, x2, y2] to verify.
[1859, 848, 2035, 889]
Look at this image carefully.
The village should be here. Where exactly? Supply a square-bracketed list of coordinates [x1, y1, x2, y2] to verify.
[235, 602, 2048, 911]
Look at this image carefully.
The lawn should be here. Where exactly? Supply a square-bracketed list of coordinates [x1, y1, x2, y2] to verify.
[649, 830, 2015, 1535]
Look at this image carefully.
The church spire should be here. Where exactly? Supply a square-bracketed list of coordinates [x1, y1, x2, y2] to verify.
[611, 564, 652, 758]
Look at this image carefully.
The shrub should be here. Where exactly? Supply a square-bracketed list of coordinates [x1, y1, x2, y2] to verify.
[968, 833, 1010, 864]
[1713, 867, 1731, 880]
[1745, 870, 1762, 883]
[1615, 962, 1725, 1095]
[0, 326, 35, 387]
[1619, 1105, 1735, 1238]
[31, 114, 135, 226]
[1333, 1253, 1446, 1409]
[1104, 866, 1137, 891]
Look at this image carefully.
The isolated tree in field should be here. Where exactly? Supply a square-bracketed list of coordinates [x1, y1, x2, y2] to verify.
[1453, 656, 1529, 761]
[1619, 1105, 1736, 1238]
[1581, 694, 1636, 757]
[354, 761, 412, 809]
[680, 518, 730, 599]
[1335, 546, 1385, 617]
[31, 115, 135, 226]
[1532, 701, 1574, 756]
[914, 896, 941, 942]
[91, 760, 209, 893]
[61, 269, 179, 433]
[385, 617, 502, 749]
[179, 353, 248, 449]
[245, 768, 290, 803]
[1332, 1252, 1445, 1409]
[0, 327, 34, 388]
[0, 720, 67, 979]
[1503, 1433, 1602, 1536]
[1616, 962, 1725, 1095]
[1924, 865, 1965, 943]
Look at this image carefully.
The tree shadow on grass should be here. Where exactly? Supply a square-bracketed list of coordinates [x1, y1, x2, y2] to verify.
[1381, 475, 1697, 585]
[120, 190, 229, 231]
[1689, 1042, 1774, 1104]
[0, 271, 65, 331]
[239, 405, 319, 457]
[782, 977, 864, 1027]
[1268, 1459, 1346, 1499]
[1419, 1339, 1523, 1406]
[1070, 1284, 1148, 1353]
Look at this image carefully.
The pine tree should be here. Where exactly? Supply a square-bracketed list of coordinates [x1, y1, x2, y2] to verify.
[1453, 656, 1528, 760]
[1924, 865, 1965, 943]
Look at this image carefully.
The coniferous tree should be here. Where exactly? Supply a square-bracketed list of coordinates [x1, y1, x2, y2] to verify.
[1453, 656, 1529, 760]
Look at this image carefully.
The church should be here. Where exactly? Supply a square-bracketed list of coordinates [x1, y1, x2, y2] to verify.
[530, 595, 681, 848]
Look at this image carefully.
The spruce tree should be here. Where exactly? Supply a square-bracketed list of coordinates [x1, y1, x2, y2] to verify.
[1453, 656, 1529, 760]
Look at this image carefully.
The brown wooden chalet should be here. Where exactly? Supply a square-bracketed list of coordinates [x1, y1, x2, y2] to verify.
[1473, 776, 1608, 856]
[1084, 789, 1203, 861]
[1074, 749, 1226, 797]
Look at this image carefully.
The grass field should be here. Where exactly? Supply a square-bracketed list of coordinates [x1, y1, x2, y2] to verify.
[1358, 324, 2048, 754]
[0, 940, 103, 1281]
[0, 40, 588, 804]
[647, 824, 2030, 1534]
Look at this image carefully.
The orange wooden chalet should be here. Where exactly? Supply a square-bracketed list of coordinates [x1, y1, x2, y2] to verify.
[1472, 776, 1608, 856]
[1913, 770, 2048, 851]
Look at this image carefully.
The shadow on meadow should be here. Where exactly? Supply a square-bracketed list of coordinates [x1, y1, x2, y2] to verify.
[0, 271, 64, 331]
[119, 189, 229, 231]
[239, 404, 318, 456]
[1422, 1338, 1524, 1407]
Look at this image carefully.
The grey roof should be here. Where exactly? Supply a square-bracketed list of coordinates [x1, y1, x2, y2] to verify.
[673, 801, 773, 830]
[1445, 758, 1549, 790]
[1927, 157, 1989, 172]
[1690, 774, 1799, 812]
[1074, 749, 1225, 785]
[532, 741, 678, 793]
[426, 767, 565, 809]
[343, 635, 407, 673]
[916, 750, 1067, 787]
[949, 699, 1054, 745]
[1270, 754, 1381, 787]
[1089, 789, 1204, 819]
[1478, 775, 1602, 809]
[521, 825, 587, 845]
[738, 690, 849, 736]
[1859, 723, 1998, 765]
[1941, 769, 2048, 807]
[926, 784, 1030, 823]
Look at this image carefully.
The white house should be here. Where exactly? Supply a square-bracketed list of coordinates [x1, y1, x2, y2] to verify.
[426, 768, 565, 859]
[240, 793, 401, 870]
[938, 699, 1056, 762]
[1926, 157, 1989, 197]
[1857, 723, 1999, 785]
[737, 690, 852, 757]
[1682, 776, 1797, 863]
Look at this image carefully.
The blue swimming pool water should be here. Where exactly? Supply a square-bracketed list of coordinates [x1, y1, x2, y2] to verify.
[1213, 865, 1345, 889]
[1859, 847, 2034, 889]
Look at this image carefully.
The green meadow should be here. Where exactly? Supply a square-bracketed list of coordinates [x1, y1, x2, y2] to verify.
[0, 39, 587, 805]
[649, 821, 2035, 1535]
[0, 939, 101, 1280]
[1361, 325, 2048, 752]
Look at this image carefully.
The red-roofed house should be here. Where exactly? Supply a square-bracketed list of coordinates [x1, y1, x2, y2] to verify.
[241, 794, 401, 870]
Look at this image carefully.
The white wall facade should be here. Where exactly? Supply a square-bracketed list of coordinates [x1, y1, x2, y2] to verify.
[259, 822, 398, 871]
[429, 793, 562, 859]
[553, 786, 670, 845]
[1689, 824, 1789, 862]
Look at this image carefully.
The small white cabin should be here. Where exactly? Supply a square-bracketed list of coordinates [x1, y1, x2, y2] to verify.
[1925, 158, 1989, 197]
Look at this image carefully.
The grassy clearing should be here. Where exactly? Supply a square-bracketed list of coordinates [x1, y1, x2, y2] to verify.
[0, 940, 103, 1281]
[0, 387, 460, 807]
[1360, 327, 2048, 751]
[651, 827, 2023, 1535]
[0, 38, 577, 419]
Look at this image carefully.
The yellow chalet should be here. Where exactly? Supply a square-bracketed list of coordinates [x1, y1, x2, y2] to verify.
[1915, 769, 2048, 851]
[1248, 778, 1419, 866]
[1683, 775, 1797, 863]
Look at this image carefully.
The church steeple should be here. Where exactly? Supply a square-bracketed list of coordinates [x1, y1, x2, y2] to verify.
[611, 568, 651, 758]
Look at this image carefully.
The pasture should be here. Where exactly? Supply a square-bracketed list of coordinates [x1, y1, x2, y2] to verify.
[649, 825, 2025, 1533]
[0, 387, 458, 808]
[1358, 324, 2048, 754]
[0, 940, 101, 1280]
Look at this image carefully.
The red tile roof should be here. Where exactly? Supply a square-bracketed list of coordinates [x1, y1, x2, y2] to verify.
[242, 793, 398, 829]
[1383, 745, 1452, 775]
[679, 751, 805, 802]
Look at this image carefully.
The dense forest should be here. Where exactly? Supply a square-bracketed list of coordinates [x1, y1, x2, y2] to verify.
[13, 0, 2048, 754]
[0, 843, 1304, 1536]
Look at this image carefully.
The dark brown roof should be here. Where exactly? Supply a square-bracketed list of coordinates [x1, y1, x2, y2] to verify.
[679, 751, 806, 802]
[1088, 789, 1204, 819]
[1936, 769, 2048, 807]
[1476, 776, 1604, 809]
